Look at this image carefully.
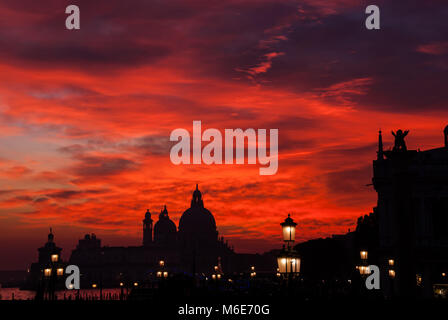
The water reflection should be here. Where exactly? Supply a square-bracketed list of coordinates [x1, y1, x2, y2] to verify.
[0, 288, 123, 300]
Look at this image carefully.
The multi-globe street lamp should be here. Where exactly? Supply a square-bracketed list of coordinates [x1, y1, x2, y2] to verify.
[250, 266, 256, 278]
[277, 214, 300, 280]
[157, 260, 168, 279]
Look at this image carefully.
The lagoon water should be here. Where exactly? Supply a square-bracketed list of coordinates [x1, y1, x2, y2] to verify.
[0, 287, 123, 300]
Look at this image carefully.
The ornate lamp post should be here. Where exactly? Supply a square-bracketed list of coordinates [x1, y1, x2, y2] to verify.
[250, 266, 256, 278]
[388, 258, 395, 279]
[277, 215, 300, 281]
[357, 250, 369, 277]
[211, 257, 224, 281]
[157, 260, 168, 279]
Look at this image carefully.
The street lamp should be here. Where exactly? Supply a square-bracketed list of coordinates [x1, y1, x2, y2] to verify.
[357, 250, 369, 277]
[281, 214, 297, 245]
[51, 254, 59, 263]
[250, 266, 256, 278]
[359, 266, 370, 275]
[360, 251, 368, 261]
[388, 270, 396, 279]
[277, 214, 300, 280]
[157, 259, 168, 279]
[277, 250, 300, 274]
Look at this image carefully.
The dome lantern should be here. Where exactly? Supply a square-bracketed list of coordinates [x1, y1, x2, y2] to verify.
[191, 184, 204, 208]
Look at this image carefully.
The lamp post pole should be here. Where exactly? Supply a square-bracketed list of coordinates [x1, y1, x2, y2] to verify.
[278, 214, 300, 293]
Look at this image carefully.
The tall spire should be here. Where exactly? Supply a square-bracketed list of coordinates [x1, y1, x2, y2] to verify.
[377, 130, 384, 160]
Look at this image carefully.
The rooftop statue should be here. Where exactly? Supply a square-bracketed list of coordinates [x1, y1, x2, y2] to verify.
[392, 129, 409, 152]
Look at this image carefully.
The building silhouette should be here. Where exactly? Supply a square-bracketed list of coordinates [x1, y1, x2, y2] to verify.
[25, 185, 273, 289]
[27, 229, 66, 297]
[373, 127, 448, 298]
[25, 128, 448, 298]
[296, 126, 448, 298]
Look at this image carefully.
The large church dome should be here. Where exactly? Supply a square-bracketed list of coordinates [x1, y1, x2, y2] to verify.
[178, 185, 217, 234]
[154, 205, 177, 245]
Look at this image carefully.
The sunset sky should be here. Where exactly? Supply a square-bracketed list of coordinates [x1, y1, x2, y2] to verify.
[0, 0, 447, 269]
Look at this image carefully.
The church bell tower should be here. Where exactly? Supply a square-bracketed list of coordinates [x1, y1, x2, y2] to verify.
[143, 209, 153, 246]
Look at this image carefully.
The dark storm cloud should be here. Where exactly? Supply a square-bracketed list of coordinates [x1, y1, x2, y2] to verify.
[70, 155, 139, 177]
[14, 195, 33, 202]
[77, 216, 125, 226]
[299, 217, 354, 229]
[325, 165, 372, 194]
[58, 144, 87, 155]
[130, 135, 171, 156]
[0, 35, 171, 69]
[46, 189, 107, 199]
[262, 0, 448, 112]
[316, 143, 378, 159]
[1, 0, 447, 110]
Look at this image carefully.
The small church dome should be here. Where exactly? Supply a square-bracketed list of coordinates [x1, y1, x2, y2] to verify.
[154, 205, 176, 245]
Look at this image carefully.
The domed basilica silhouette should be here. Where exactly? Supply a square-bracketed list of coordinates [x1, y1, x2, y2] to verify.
[27, 185, 270, 288]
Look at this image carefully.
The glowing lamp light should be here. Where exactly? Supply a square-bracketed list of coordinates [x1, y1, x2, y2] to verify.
[212, 274, 216, 280]
[388, 259, 394, 266]
[163, 271, 168, 278]
[416, 274, 422, 286]
[68, 284, 74, 289]
[157, 271, 162, 278]
[134, 282, 138, 287]
[277, 254, 301, 274]
[359, 266, 370, 275]
[119, 282, 124, 287]
[92, 284, 97, 288]
[57, 268, 64, 276]
[389, 270, 396, 279]
[51, 254, 59, 262]
[360, 251, 368, 260]
[159, 260, 165, 267]
[442, 273, 446, 277]
[44, 268, 52, 277]
[281, 214, 297, 242]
